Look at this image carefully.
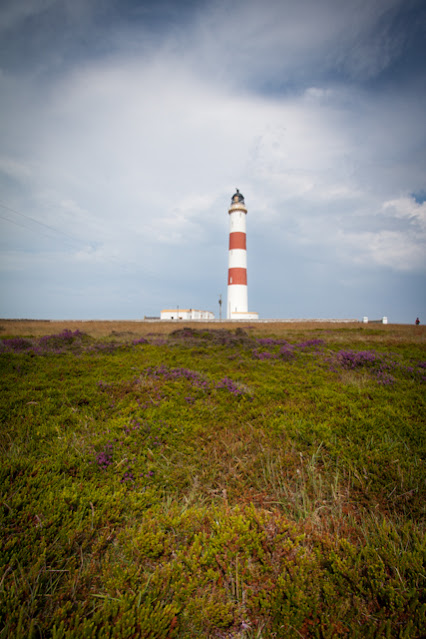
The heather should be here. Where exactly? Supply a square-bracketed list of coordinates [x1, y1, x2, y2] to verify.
[1, 323, 425, 638]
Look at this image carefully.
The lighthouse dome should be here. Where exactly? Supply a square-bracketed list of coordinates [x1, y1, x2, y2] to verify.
[231, 189, 244, 204]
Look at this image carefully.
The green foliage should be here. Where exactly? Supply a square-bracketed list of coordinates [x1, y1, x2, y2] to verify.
[1, 326, 425, 637]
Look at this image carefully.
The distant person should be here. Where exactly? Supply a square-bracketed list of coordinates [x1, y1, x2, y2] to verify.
[415, 317, 420, 325]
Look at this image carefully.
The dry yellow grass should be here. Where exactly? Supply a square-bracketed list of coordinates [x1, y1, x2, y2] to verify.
[0, 318, 424, 345]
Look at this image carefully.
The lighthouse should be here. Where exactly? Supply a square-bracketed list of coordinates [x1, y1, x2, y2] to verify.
[227, 189, 259, 320]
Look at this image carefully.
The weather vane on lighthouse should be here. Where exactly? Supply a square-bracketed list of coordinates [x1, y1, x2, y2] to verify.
[226, 189, 259, 320]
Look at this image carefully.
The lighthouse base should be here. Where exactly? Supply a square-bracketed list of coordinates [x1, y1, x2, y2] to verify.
[228, 311, 259, 320]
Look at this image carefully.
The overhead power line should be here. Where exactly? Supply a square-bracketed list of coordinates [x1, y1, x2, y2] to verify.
[0, 200, 139, 271]
[0, 200, 80, 243]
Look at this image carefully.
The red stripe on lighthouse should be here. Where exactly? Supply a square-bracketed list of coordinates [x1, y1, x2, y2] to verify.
[229, 232, 246, 250]
[228, 268, 247, 285]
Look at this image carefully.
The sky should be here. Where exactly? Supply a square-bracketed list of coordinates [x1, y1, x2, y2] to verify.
[0, 0, 425, 323]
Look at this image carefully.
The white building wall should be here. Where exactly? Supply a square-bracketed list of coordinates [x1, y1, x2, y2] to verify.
[160, 309, 215, 320]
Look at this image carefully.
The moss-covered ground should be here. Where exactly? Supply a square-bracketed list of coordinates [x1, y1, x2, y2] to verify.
[1, 323, 425, 638]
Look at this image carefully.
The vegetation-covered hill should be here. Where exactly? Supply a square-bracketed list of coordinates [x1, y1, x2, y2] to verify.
[1, 322, 425, 637]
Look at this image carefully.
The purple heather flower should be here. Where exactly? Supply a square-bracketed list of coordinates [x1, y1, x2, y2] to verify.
[215, 376, 244, 395]
[296, 339, 325, 350]
[279, 345, 295, 360]
[132, 337, 148, 345]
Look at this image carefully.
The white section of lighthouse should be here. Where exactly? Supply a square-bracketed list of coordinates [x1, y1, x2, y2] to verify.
[226, 189, 259, 320]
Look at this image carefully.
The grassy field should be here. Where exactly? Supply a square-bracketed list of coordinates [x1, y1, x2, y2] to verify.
[1, 321, 425, 638]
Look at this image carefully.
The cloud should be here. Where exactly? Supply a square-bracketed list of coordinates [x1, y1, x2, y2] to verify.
[0, 155, 33, 182]
[2, 48, 425, 267]
[0, 0, 57, 32]
[187, 0, 408, 87]
[339, 229, 425, 272]
[0, 0, 425, 321]
[383, 197, 426, 230]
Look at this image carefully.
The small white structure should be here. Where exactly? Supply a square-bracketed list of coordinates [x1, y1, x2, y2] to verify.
[227, 189, 258, 320]
[160, 309, 215, 320]
[362, 316, 388, 324]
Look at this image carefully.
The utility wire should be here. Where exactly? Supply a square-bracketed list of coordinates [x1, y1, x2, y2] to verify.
[0, 200, 80, 243]
[0, 211, 81, 249]
[0, 212, 50, 235]
[0, 201, 139, 271]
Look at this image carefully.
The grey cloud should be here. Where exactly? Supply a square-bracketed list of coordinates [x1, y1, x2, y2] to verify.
[0, 0, 58, 32]
[0, 0, 425, 321]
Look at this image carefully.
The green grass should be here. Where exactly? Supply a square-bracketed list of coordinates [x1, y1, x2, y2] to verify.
[1, 325, 425, 637]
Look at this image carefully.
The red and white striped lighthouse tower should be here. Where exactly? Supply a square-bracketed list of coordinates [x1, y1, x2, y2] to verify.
[227, 189, 258, 320]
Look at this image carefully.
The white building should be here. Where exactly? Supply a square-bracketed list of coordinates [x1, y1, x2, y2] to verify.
[160, 309, 215, 320]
